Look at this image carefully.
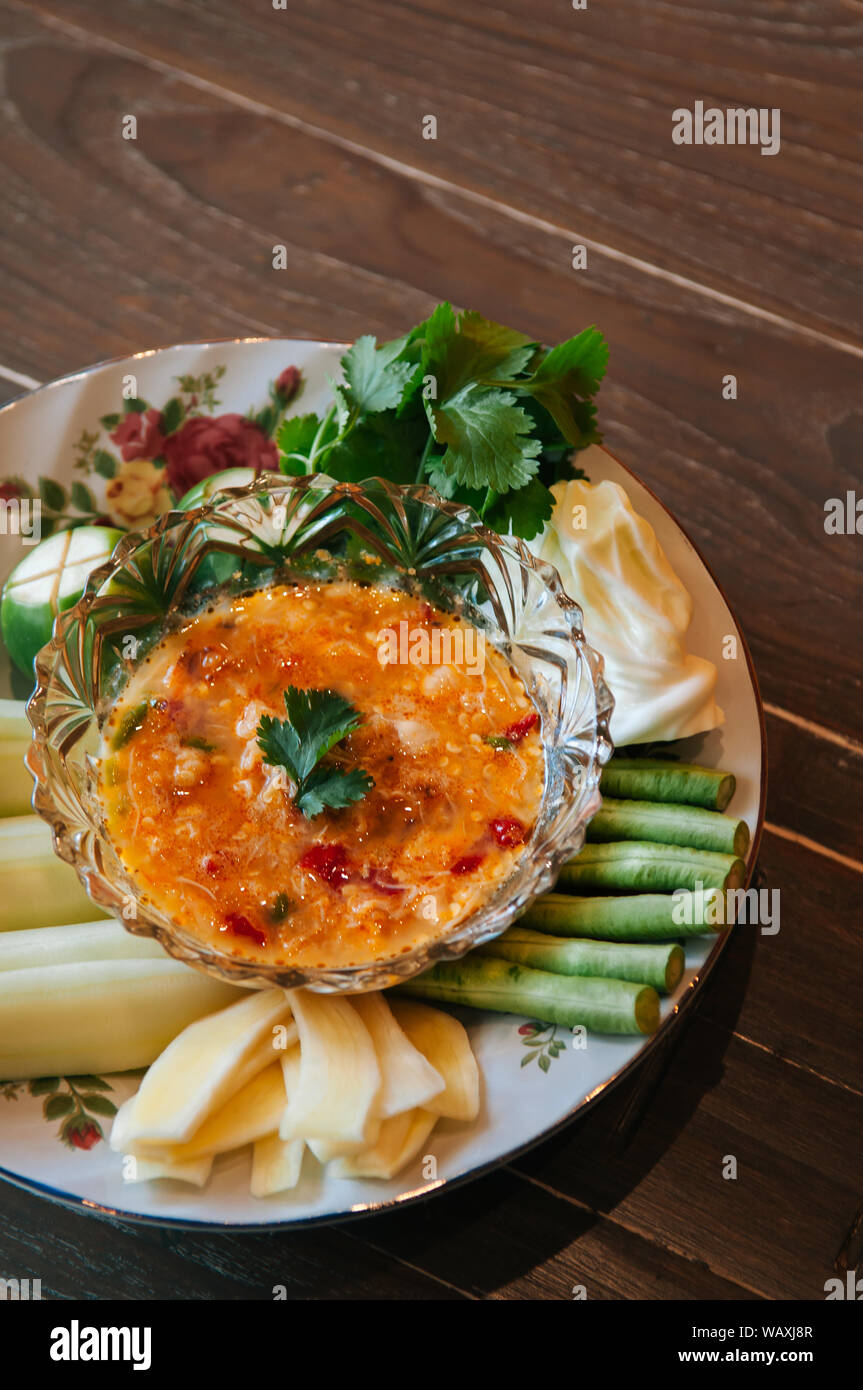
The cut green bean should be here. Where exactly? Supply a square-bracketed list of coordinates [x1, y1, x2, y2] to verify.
[588, 796, 749, 857]
[601, 758, 735, 811]
[396, 957, 660, 1034]
[478, 927, 684, 993]
[518, 892, 722, 940]
[558, 841, 745, 894]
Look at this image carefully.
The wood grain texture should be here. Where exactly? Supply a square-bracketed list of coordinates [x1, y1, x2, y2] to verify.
[15, 0, 863, 343]
[765, 711, 863, 863]
[0, 1177, 467, 1299]
[0, 14, 859, 736]
[510, 1011, 863, 1301]
[697, 837, 863, 1093]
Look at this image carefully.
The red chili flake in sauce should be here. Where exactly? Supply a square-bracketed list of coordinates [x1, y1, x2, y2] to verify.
[300, 843, 353, 889]
[450, 854, 485, 875]
[221, 912, 268, 948]
[489, 816, 527, 848]
[503, 710, 538, 743]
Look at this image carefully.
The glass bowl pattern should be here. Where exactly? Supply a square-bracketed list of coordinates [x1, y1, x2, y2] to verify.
[26, 475, 614, 992]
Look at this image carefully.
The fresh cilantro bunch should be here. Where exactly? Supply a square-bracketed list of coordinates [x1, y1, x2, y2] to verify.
[276, 304, 608, 540]
[256, 686, 373, 818]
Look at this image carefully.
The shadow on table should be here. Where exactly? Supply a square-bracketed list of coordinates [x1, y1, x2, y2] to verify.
[353, 905, 758, 1298]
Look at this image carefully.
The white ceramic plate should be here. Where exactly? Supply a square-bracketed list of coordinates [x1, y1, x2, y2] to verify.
[0, 339, 765, 1228]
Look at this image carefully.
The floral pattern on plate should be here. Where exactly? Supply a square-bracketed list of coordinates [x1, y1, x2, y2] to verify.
[0, 363, 302, 536]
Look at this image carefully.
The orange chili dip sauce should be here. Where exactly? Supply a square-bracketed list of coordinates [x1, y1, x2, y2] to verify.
[100, 581, 544, 969]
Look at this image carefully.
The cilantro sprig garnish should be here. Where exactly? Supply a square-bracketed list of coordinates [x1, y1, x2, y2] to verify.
[276, 304, 608, 540]
[256, 687, 374, 819]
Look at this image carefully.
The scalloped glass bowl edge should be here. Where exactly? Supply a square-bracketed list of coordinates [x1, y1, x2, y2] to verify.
[25, 475, 614, 992]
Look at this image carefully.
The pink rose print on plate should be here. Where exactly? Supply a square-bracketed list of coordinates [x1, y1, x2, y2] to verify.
[163, 413, 278, 496]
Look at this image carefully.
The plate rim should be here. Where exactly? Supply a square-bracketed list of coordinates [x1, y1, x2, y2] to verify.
[0, 338, 767, 1231]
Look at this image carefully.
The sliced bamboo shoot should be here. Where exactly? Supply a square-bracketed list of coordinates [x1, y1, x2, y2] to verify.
[351, 990, 444, 1117]
[251, 1135, 305, 1197]
[329, 1108, 438, 1181]
[117, 986, 291, 1145]
[121, 1061, 290, 1163]
[279, 989, 380, 1145]
[390, 999, 480, 1122]
[123, 1153, 214, 1187]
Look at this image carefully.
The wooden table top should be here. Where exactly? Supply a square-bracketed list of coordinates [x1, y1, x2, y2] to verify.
[0, 0, 860, 1300]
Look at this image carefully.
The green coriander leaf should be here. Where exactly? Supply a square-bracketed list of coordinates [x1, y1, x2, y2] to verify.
[421, 301, 457, 358]
[394, 360, 428, 418]
[432, 386, 542, 494]
[486, 476, 555, 540]
[332, 383, 351, 432]
[341, 335, 415, 415]
[256, 711, 303, 782]
[530, 326, 608, 397]
[257, 687, 372, 818]
[280, 686, 363, 780]
[423, 306, 538, 400]
[277, 413, 329, 474]
[424, 461, 459, 499]
[520, 327, 608, 445]
[325, 410, 428, 485]
[295, 765, 375, 818]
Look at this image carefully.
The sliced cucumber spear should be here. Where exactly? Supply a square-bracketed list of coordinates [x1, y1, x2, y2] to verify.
[589, 796, 749, 857]
[0, 920, 166, 972]
[0, 700, 35, 817]
[600, 758, 735, 811]
[557, 841, 745, 895]
[518, 891, 721, 940]
[478, 927, 684, 994]
[396, 957, 660, 1035]
[0, 958, 239, 1080]
[0, 816, 109, 930]
[1, 525, 123, 676]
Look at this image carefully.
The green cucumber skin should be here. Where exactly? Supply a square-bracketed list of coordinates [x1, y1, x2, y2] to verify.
[397, 958, 659, 1034]
[518, 892, 717, 941]
[601, 759, 735, 811]
[558, 841, 744, 894]
[177, 467, 257, 510]
[1, 526, 123, 676]
[478, 928, 683, 993]
[588, 796, 749, 857]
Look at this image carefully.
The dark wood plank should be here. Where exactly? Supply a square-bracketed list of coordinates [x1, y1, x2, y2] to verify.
[765, 710, 863, 863]
[352, 1167, 761, 1300]
[17, 0, 863, 342]
[0, 20, 859, 737]
[0, 375, 26, 407]
[509, 1012, 863, 1300]
[697, 835, 863, 1093]
[0, 1178, 467, 1299]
